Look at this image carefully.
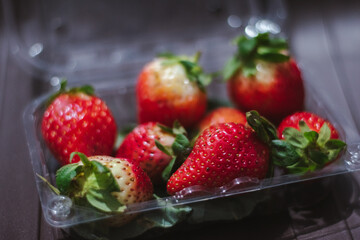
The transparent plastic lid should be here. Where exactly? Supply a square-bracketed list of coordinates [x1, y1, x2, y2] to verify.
[4, 0, 287, 83]
[23, 76, 360, 228]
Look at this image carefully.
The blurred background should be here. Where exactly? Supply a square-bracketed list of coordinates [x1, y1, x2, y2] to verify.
[0, 0, 360, 239]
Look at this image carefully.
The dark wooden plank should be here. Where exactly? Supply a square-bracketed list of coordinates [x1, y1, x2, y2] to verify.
[0, 3, 42, 239]
[0, 56, 41, 240]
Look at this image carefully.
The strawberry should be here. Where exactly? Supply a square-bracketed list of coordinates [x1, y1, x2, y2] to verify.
[166, 121, 270, 195]
[198, 107, 247, 133]
[278, 112, 339, 140]
[41, 81, 117, 165]
[116, 122, 179, 183]
[224, 33, 305, 123]
[54, 153, 153, 226]
[136, 52, 211, 128]
[272, 112, 346, 173]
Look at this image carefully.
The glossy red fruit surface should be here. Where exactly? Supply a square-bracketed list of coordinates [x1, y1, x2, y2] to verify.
[228, 59, 304, 123]
[116, 122, 175, 182]
[167, 122, 269, 195]
[42, 93, 117, 165]
[278, 111, 339, 139]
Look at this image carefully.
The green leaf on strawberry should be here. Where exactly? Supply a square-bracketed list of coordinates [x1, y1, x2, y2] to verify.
[157, 52, 212, 92]
[155, 122, 192, 182]
[223, 32, 290, 79]
[246, 111, 346, 175]
[46, 80, 94, 106]
[272, 122, 346, 174]
[55, 163, 82, 194]
[246, 110, 278, 145]
[55, 152, 125, 213]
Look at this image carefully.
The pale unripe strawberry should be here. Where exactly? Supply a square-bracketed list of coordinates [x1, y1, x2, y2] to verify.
[88, 156, 153, 205]
[54, 153, 153, 227]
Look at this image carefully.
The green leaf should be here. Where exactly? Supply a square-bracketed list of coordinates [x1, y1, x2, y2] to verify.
[86, 189, 126, 213]
[157, 123, 174, 135]
[304, 131, 319, 144]
[283, 127, 308, 148]
[308, 149, 329, 166]
[77, 85, 94, 96]
[268, 38, 288, 49]
[271, 140, 301, 167]
[257, 52, 289, 63]
[242, 60, 257, 77]
[70, 152, 90, 165]
[257, 46, 286, 55]
[55, 163, 82, 194]
[223, 56, 241, 80]
[162, 157, 177, 181]
[246, 110, 278, 145]
[317, 123, 331, 147]
[325, 139, 346, 150]
[198, 74, 212, 88]
[299, 120, 311, 133]
[238, 37, 257, 58]
[155, 139, 173, 156]
[255, 32, 271, 43]
[172, 120, 187, 136]
[89, 161, 120, 192]
[172, 134, 191, 156]
[325, 139, 347, 161]
[91, 160, 109, 174]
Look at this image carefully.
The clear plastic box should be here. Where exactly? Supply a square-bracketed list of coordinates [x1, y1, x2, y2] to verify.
[23, 79, 360, 236]
[14, 0, 360, 239]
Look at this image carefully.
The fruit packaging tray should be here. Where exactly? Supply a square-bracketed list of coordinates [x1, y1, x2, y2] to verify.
[23, 73, 360, 238]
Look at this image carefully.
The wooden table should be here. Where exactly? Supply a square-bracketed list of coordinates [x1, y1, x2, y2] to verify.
[1, 0, 360, 239]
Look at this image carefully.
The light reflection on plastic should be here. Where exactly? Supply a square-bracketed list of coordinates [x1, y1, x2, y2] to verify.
[50, 77, 61, 87]
[245, 25, 258, 37]
[29, 43, 43, 57]
[255, 20, 281, 34]
[227, 15, 242, 28]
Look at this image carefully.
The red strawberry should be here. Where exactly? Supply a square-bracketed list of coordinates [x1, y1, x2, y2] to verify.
[272, 112, 346, 173]
[224, 33, 304, 123]
[136, 52, 211, 128]
[116, 122, 175, 182]
[41, 81, 117, 165]
[166, 122, 270, 195]
[278, 112, 339, 140]
[198, 107, 247, 132]
[53, 153, 153, 226]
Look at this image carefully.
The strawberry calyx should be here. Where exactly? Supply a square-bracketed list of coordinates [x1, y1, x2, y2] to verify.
[246, 110, 278, 145]
[155, 121, 192, 181]
[157, 52, 212, 92]
[223, 32, 290, 80]
[246, 110, 278, 178]
[46, 79, 95, 106]
[54, 152, 126, 213]
[246, 111, 347, 175]
[272, 121, 347, 174]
